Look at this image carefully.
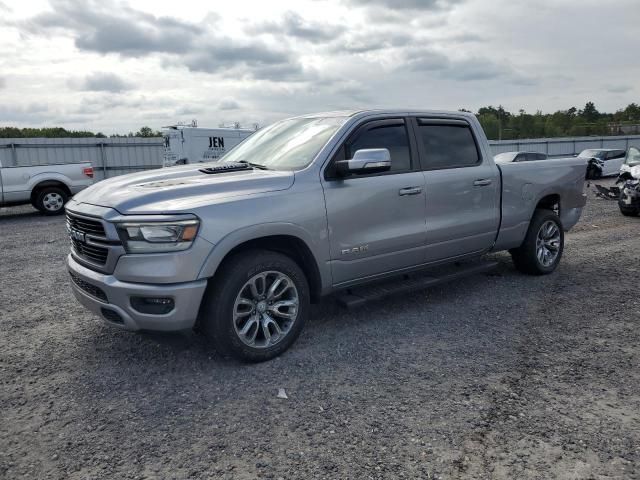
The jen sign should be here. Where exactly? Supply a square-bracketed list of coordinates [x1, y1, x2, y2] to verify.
[209, 137, 225, 149]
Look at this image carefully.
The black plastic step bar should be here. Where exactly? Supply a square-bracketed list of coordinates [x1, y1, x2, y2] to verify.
[336, 260, 498, 309]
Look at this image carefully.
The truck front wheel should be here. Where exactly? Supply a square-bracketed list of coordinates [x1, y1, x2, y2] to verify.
[199, 249, 310, 362]
[510, 209, 564, 275]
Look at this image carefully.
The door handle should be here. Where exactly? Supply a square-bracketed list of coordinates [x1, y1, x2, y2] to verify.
[399, 186, 422, 196]
[473, 179, 492, 187]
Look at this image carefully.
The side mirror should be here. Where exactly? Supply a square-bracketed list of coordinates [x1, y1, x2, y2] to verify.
[335, 148, 391, 176]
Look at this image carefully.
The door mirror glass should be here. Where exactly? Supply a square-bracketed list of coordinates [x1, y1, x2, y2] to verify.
[336, 148, 391, 176]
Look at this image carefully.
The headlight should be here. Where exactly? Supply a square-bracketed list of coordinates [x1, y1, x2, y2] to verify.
[116, 219, 199, 253]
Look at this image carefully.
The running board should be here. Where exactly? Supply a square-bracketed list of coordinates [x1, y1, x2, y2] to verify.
[335, 260, 499, 309]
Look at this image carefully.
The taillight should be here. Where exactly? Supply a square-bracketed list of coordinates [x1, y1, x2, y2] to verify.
[83, 167, 94, 178]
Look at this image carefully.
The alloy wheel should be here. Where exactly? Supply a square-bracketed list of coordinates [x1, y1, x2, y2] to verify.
[233, 271, 299, 348]
[536, 220, 561, 267]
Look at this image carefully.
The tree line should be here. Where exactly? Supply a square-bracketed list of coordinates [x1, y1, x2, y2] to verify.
[468, 102, 640, 140]
[0, 126, 162, 138]
[2, 102, 640, 140]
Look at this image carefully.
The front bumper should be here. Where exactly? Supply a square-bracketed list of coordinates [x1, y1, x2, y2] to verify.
[67, 254, 207, 331]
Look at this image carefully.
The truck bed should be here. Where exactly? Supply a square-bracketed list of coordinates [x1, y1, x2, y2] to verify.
[494, 157, 588, 251]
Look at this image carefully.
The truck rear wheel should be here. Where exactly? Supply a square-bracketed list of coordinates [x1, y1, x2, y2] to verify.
[199, 249, 309, 362]
[35, 187, 68, 215]
[510, 209, 564, 275]
[619, 205, 640, 216]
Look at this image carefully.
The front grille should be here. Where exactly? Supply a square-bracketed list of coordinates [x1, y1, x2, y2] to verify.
[70, 238, 109, 264]
[67, 212, 109, 265]
[69, 271, 108, 303]
[66, 213, 106, 237]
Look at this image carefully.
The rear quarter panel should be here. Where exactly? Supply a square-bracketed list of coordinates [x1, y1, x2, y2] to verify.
[494, 157, 588, 251]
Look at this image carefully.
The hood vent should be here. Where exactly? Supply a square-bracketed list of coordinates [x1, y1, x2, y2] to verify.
[199, 163, 252, 175]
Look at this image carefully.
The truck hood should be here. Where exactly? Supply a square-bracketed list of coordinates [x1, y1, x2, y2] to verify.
[72, 164, 295, 214]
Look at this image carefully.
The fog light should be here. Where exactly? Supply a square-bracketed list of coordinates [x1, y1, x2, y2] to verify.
[130, 297, 175, 315]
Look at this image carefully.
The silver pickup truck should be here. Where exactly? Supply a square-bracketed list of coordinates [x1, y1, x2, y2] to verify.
[66, 110, 587, 361]
[0, 161, 94, 214]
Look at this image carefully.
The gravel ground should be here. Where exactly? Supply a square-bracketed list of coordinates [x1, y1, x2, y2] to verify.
[1, 178, 639, 480]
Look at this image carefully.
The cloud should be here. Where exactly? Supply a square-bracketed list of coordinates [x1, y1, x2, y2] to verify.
[405, 49, 530, 84]
[444, 58, 507, 81]
[331, 31, 413, 54]
[19, 0, 305, 82]
[219, 99, 240, 110]
[606, 85, 632, 94]
[77, 72, 134, 92]
[177, 40, 306, 81]
[0, 103, 52, 124]
[348, 0, 464, 10]
[248, 11, 344, 43]
[405, 49, 450, 71]
[23, 0, 200, 56]
[0, 77, 5, 89]
[174, 106, 203, 116]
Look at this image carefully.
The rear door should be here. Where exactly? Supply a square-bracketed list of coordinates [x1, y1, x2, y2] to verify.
[412, 117, 500, 262]
[322, 118, 427, 285]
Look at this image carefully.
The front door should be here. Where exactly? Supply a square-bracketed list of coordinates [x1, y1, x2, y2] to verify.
[322, 118, 427, 285]
[412, 118, 501, 262]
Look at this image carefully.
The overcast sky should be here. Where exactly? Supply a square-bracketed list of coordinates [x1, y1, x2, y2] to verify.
[1, 0, 638, 133]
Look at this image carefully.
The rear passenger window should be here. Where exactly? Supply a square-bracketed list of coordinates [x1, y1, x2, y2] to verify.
[417, 123, 480, 169]
[349, 124, 412, 172]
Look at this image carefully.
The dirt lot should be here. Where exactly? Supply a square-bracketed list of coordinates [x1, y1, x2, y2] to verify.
[1, 178, 639, 480]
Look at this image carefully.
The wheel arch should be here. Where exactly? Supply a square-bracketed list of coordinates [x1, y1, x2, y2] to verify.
[534, 193, 560, 214]
[199, 225, 329, 303]
[30, 179, 72, 204]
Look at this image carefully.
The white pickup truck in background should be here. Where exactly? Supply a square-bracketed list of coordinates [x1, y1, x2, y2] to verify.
[0, 161, 94, 215]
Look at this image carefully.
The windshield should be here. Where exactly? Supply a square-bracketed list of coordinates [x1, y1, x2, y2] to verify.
[625, 147, 640, 166]
[494, 152, 517, 163]
[219, 116, 347, 170]
[578, 149, 605, 159]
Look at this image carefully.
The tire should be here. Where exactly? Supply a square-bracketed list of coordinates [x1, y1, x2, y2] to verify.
[586, 165, 601, 180]
[510, 209, 564, 275]
[199, 249, 310, 362]
[619, 205, 640, 217]
[35, 187, 68, 215]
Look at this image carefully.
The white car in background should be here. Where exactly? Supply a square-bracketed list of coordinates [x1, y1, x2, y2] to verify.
[580, 148, 626, 179]
[494, 151, 548, 163]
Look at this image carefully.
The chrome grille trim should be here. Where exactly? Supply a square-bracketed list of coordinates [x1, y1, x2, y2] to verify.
[66, 212, 106, 237]
[65, 209, 125, 274]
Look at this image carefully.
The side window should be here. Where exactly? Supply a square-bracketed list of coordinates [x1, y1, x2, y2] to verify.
[417, 122, 480, 170]
[348, 123, 412, 172]
[613, 150, 626, 159]
[531, 153, 547, 161]
[515, 153, 527, 162]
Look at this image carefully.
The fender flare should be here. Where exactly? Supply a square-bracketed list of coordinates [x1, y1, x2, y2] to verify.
[197, 222, 332, 292]
[28, 172, 73, 193]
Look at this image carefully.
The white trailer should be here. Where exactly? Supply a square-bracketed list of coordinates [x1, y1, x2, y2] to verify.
[162, 126, 254, 167]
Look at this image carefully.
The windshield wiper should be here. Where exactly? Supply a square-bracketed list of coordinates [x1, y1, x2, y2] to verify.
[238, 160, 270, 170]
